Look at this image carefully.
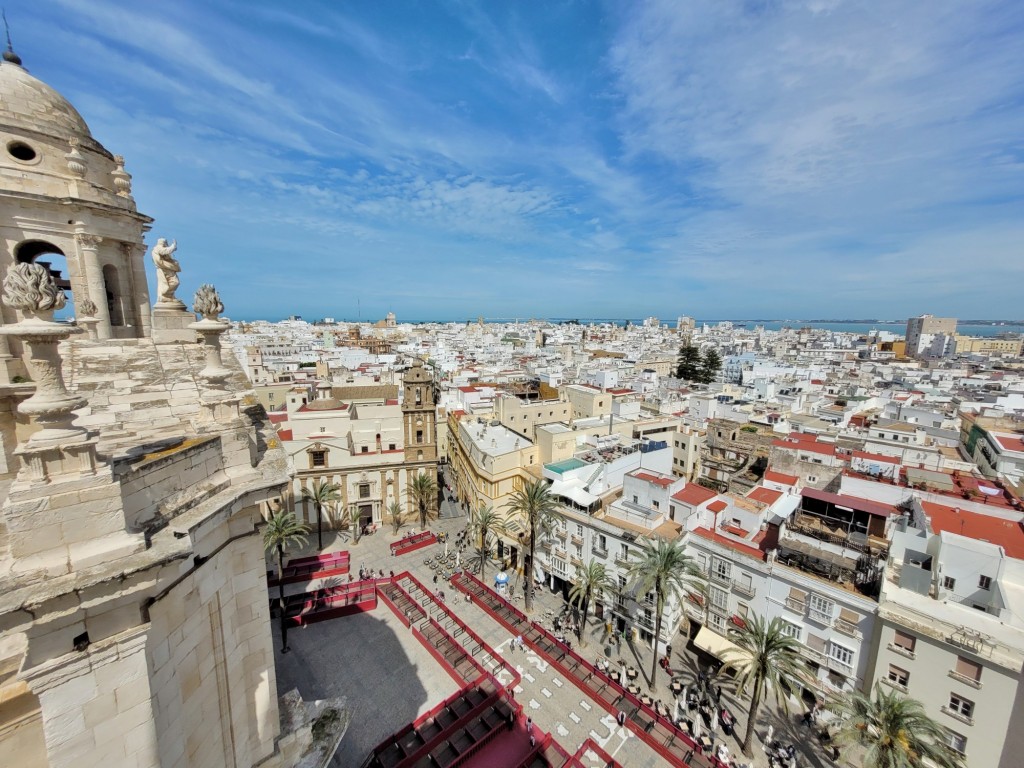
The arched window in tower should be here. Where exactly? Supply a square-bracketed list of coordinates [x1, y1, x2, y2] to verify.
[102, 265, 125, 326]
[415, 387, 422, 405]
[14, 240, 72, 317]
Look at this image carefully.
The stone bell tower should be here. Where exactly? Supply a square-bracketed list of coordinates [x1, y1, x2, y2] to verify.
[0, 49, 153, 358]
[401, 358, 437, 464]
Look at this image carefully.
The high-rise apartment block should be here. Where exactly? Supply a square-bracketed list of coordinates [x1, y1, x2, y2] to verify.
[905, 314, 957, 358]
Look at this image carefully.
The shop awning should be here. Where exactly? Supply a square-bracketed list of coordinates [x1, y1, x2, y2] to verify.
[693, 627, 748, 666]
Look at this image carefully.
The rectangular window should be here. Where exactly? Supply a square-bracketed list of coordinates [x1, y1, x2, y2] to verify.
[948, 694, 974, 719]
[945, 732, 967, 755]
[978, 575, 992, 590]
[652, 500, 660, 509]
[887, 665, 909, 688]
[942, 576, 956, 590]
[954, 657, 982, 683]
[416, 430, 423, 444]
[389, 443, 396, 451]
[736, 603, 748, 619]
[311, 450, 326, 467]
[708, 612, 726, 631]
[711, 557, 731, 583]
[597, 534, 607, 552]
[828, 642, 854, 667]
[576, 524, 583, 537]
[697, 553, 708, 573]
[709, 586, 728, 611]
[893, 630, 916, 653]
[619, 543, 629, 560]
[573, 545, 582, 559]
[809, 594, 835, 623]
[361, 446, 369, 453]
[779, 620, 800, 639]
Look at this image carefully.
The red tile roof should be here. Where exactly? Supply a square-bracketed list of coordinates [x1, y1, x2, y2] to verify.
[632, 471, 674, 488]
[852, 450, 900, 464]
[802, 487, 897, 518]
[268, 412, 288, 423]
[747, 487, 783, 505]
[764, 470, 799, 486]
[671, 484, 717, 506]
[607, 388, 635, 395]
[277, 429, 293, 441]
[708, 500, 728, 513]
[692, 527, 767, 561]
[922, 501, 1024, 560]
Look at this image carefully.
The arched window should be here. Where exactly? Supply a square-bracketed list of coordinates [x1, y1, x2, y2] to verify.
[102, 265, 125, 326]
[14, 240, 72, 317]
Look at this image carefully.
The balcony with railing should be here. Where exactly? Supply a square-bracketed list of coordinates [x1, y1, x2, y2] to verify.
[709, 569, 732, 587]
[834, 618, 861, 639]
[614, 553, 631, 567]
[731, 579, 755, 598]
[808, 608, 834, 626]
[826, 655, 854, 676]
[570, 534, 583, 547]
[554, 528, 567, 540]
[591, 546, 608, 558]
[784, 597, 806, 614]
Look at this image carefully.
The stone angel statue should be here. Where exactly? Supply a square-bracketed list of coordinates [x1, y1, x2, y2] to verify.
[151, 238, 181, 304]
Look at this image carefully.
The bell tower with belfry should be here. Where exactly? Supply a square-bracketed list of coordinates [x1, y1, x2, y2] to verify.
[402, 358, 437, 464]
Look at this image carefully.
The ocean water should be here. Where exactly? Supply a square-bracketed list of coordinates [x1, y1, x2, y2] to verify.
[535, 319, 1024, 337]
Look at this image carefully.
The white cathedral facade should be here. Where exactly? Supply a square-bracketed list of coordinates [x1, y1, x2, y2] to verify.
[0, 48, 326, 767]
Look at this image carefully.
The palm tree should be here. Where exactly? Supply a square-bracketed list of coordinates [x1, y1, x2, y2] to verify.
[626, 537, 706, 692]
[504, 478, 559, 613]
[723, 614, 806, 756]
[468, 503, 510, 581]
[568, 561, 611, 647]
[300, 479, 340, 551]
[831, 682, 965, 768]
[387, 500, 404, 535]
[348, 506, 362, 545]
[409, 471, 437, 530]
[263, 510, 309, 653]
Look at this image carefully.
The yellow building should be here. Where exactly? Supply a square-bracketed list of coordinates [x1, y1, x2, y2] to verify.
[954, 335, 1024, 356]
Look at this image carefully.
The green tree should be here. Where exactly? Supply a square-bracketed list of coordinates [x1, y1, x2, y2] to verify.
[723, 614, 806, 756]
[831, 682, 965, 768]
[698, 348, 722, 384]
[675, 344, 702, 380]
[348, 506, 362, 545]
[504, 479, 559, 613]
[387, 500, 404, 535]
[626, 537, 706, 692]
[567, 561, 611, 647]
[408, 471, 438, 530]
[468, 503, 510, 581]
[263, 510, 309, 653]
[300, 479, 340, 551]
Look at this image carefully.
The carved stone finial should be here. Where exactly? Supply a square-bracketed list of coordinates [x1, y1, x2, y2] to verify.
[65, 138, 86, 179]
[193, 284, 224, 321]
[79, 297, 98, 317]
[3, 262, 67, 314]
[111, 155, 132, 197]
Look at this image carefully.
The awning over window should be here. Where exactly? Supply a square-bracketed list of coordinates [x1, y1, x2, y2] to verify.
[693, 627, 748, 666]
[838, 608, 859, 624]
[789, 587, 808, 602]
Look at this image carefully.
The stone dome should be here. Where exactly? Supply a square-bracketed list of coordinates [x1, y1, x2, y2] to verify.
[0, 59, 98, 148]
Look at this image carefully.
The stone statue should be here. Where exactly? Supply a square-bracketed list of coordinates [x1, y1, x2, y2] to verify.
[2, 262, 67, 315]
[151, 238, 181, 304]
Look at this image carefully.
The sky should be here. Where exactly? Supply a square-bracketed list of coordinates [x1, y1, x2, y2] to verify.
[6, 0, 1024, 322]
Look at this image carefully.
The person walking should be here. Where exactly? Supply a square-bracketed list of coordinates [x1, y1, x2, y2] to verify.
[526, 717, 533, 735]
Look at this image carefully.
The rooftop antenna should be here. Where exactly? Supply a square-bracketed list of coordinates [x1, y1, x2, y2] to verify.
[2, 10, 22, 66]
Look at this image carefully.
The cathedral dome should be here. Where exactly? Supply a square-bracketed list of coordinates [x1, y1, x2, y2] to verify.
[0, 59, 98, 149]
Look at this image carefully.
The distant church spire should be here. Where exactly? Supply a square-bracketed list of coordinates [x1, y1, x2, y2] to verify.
[2, 10, 22, 66]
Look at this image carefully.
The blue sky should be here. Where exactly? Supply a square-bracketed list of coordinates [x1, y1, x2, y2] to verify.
[8, 0, 1024, 321]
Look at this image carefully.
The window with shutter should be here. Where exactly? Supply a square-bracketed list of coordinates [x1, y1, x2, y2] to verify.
[955, 656, 982, 682]
[892, 630, 916, 654]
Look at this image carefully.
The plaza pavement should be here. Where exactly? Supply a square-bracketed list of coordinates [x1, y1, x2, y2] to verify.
[272, 505, 853, 768]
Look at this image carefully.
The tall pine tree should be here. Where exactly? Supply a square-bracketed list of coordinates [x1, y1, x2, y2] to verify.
[675, 344, 702, 380]
[698, 348, 722, 384]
